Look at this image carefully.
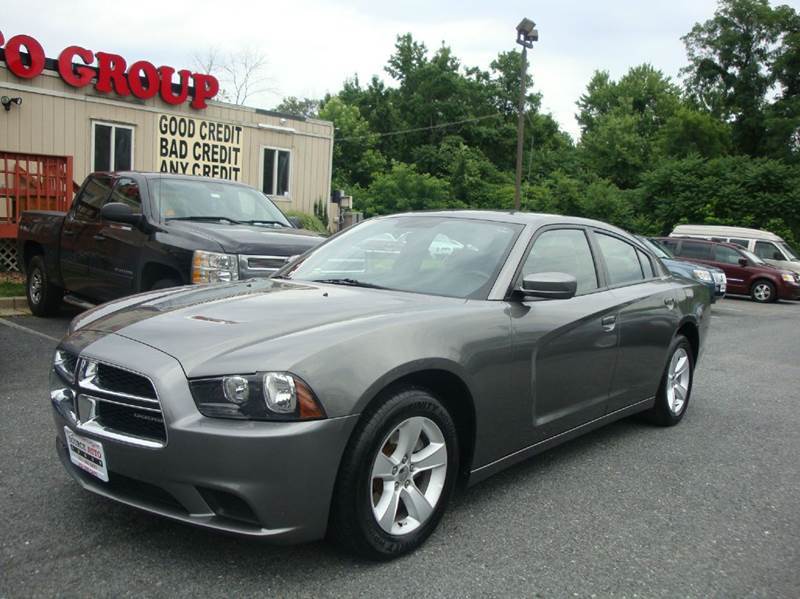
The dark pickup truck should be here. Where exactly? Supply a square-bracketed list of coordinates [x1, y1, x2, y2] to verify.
[17, 172, 323, 316]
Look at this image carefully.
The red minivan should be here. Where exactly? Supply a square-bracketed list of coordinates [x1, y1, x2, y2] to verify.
[655, 237, 800, 303]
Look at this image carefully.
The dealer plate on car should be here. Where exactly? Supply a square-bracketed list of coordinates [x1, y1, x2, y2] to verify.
[64, 427, 108, 482]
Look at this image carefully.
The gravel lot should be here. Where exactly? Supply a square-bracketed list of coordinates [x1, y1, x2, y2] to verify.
[1, 298, 798, 598]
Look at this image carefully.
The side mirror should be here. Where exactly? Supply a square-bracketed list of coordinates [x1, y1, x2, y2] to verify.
[520, 272, 577, 300]
[738, 257, 749, 267]
[101, 202, 142, 226]
[287, 216, 302, 229]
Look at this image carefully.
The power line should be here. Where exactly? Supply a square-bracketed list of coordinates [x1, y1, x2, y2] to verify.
[335, 113, 505, 141]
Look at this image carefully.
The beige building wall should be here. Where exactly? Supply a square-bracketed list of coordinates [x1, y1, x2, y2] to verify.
[0, 65, 334, 215]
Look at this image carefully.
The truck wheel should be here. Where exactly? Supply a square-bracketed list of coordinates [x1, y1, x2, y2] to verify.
[150, 278, 180, 291]
[26, 255, 63, 316]
[751, 279, 776, 303]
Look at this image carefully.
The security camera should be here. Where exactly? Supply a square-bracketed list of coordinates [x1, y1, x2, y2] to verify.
[1, 96, 22, 111]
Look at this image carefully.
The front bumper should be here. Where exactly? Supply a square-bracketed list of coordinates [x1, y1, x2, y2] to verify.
[52, 332, 358, 543]
[778, 285, 800, 301]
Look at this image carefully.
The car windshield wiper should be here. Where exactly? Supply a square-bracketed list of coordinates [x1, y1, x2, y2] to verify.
[311, 278, 388, 290]
[238, 219, 288, 227]
[166, 216, 243, 224]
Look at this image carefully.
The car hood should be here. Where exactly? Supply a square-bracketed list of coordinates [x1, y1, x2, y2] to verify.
[164, 220, 322, 255]
[72, 279, 460, 376]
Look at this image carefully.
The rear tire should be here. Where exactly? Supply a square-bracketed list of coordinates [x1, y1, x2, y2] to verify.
[751, 279, 776, 303]
[643, 335, 694, 427]
[26, 255, 63, 317]
[329, 386, 459, 560]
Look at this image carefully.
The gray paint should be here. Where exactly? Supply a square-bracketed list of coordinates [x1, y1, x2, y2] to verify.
[53, 211, 711, 542]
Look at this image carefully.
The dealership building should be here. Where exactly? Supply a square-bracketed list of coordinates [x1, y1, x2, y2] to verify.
[0, 31, 334, 270]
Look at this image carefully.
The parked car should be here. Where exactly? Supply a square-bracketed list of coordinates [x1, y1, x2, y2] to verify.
[654, 237, 800, 303]
[670, 224, 800, 276]
[17, 172, 323, 316]
[637, 236, 726, 302]
[51, 211, 710, 559]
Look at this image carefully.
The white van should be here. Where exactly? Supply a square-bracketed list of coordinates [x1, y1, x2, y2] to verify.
[669, 224, 800, 275]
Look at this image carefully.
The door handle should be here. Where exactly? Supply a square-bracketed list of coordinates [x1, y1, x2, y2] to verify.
[93, 234, 106, 241]
[601, 315, 617, 332]
[664, 297, 676, 310]
[62, 229, 76, 236]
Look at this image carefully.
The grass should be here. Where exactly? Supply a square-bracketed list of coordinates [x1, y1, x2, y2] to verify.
[0, 272, 25, 297]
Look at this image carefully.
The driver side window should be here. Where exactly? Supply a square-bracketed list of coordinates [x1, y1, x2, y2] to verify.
[521, 229, 598, 295]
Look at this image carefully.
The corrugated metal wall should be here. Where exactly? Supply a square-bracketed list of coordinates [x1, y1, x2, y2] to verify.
[0, 66, 333, 215]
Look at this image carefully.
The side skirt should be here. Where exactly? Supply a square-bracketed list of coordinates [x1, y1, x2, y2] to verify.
[467, 396, 656, 486]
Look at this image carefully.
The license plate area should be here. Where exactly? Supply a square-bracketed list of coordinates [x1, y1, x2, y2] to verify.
[64, 426, 109, 482]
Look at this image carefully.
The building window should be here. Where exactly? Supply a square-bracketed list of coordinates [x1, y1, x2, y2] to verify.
[93, 122, 134, 172]
[261, 147, 291, 198]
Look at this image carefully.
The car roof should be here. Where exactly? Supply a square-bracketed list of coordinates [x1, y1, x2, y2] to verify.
[671, 224, 783, 241]
[380, 210, 633, 233]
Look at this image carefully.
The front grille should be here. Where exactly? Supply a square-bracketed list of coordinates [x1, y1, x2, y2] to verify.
[96, 363, 157, 399]
[55, 350, 79, 382]
[246, 255, 289, 270]
[77, 359, 166, 444]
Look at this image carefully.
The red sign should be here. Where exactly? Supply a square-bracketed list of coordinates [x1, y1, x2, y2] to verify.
[0, 30, 219, 109]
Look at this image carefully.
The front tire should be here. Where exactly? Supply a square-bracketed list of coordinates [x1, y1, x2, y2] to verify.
[643, 335, 694, 426]
[329, 386, 459, 560]
[26, 255, 63, 316]
[751, 279, 776, 303]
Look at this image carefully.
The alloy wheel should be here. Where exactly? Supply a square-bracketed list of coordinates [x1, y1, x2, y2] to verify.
[753, 283, 772, 302]
[370, 416, 447, 536]
[29, 269, 43, 305]
[666, 347, 690, 415]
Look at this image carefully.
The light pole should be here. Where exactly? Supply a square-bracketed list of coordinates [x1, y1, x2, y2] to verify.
[514, 18, 538, 211]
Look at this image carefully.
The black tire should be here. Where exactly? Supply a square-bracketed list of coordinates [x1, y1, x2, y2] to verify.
[329, 386, 459, 560]
[750, 279, 776, 303]
[149, 278, 180, 291]
[643, 335, 694, 427]
[26, 255, 63, 317]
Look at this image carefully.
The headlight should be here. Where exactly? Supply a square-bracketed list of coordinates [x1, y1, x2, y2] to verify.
[781, 273, 796, 283]
[192, 250, 239, 284]
[692, 269, 713, 283]
[189, 372, 325, 421]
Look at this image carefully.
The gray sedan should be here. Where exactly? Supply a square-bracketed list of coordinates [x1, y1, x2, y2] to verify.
[50, 211, 710, 559]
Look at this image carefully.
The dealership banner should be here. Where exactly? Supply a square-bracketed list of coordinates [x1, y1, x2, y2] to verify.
[156, 114, 243, 181]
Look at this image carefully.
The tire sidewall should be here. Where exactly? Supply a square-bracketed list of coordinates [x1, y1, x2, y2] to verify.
[751, 280, 775, 303]
[657, 336, 694, 425]
[339, 388, 459, 559]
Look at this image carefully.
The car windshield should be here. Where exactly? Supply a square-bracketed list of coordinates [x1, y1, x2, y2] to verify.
[777, 242, 799, 261]
[741, 248, 766, 265]
[282, 215, 523, 299]
[638, 236, 672, 259]
[150, 178, 291, 227]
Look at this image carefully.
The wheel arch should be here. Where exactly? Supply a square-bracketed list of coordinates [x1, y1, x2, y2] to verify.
[140, 261, 184, 291]
[353, 360, 477, 485]
[675, 318, 699, 362]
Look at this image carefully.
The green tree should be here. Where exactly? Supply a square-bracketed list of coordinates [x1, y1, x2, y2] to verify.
[355, 162, 460, 217]
[273, 96, 320, 118]
[656, 107, 732, 158]
[681, 0, 800, 156]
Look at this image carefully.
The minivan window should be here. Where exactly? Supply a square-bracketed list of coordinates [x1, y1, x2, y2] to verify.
[596, 233, 644, 286]
[714, 245, 743, 265]
[679, 241, 712, 260]
[728, 238, 749, 248]
[754, 241, 781, 261]
[777, 242, 799, 261]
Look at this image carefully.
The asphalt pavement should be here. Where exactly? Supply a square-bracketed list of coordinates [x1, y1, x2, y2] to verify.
[1, 298, 798, 597]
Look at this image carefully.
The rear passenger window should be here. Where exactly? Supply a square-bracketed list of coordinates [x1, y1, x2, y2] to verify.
[728, 238, 749, 248]
[679, 241, 712, 260]
[637, 249, 655, 278]
[596, 233, 644, 286]
[522, 229, 598, 294]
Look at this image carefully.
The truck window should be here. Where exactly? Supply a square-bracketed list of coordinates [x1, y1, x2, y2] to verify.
[72, 175, 113, 222]
[754, 241, 781, 261]
[109, 178, 143, 214]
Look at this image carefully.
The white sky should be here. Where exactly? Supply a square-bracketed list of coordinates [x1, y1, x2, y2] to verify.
[5, 0, 799, 138]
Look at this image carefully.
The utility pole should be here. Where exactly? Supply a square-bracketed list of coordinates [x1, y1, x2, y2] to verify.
[514, 18, 538, 211]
